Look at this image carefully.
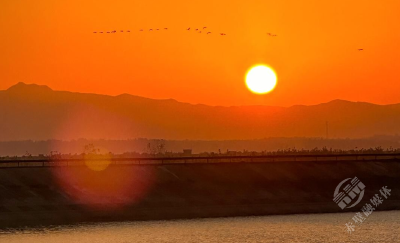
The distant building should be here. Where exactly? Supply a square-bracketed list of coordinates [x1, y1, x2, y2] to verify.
[227, 150, 237, 156]
[183, 149, 192, 156]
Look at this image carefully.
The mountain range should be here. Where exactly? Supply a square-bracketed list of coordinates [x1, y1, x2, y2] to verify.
[1, 82, 400, 141]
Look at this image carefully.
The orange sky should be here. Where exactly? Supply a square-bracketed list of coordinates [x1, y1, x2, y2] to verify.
[1, 0, 399, 106]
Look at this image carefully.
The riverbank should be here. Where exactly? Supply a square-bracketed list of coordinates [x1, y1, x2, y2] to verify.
[0, 160, 399, 228]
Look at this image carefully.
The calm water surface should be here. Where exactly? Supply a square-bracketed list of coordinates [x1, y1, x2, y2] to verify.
[0, 211, 399, 243]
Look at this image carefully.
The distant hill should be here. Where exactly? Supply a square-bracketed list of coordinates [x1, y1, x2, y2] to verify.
[1, 82, 400, 141]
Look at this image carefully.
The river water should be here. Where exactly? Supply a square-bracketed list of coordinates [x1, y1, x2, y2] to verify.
[0, 211, 399, 243]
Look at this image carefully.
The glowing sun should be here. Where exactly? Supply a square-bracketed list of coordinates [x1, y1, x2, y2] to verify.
[245, 65, 277, 94]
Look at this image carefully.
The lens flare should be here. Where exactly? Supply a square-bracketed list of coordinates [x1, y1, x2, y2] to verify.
[83, 146, 112, 171]
[51, 165, 155, 210]
[48, 107, 155, 211]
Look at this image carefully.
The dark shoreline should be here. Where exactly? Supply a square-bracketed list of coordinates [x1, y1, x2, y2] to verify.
[1, 203, 400, 229]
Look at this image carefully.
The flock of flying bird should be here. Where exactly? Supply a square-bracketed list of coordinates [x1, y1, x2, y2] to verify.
[92, 27, 364, 50]
[92, 27, 275, 37]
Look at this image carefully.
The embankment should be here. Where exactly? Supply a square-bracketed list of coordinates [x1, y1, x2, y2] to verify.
[0, 160, 399, 228]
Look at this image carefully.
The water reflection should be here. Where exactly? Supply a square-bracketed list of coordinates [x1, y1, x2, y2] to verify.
[0, 211, 399, 243]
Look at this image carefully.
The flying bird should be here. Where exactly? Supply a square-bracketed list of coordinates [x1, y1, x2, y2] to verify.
[164, 28, 168, 30]
[207, 32, 211, 34]
[156, 29, 159, 30]
[220, 33, 226, 36]
[187, 27, 190, 30]
[195, 28, 199, 31]
[100, 32, 103, 33]
[140, 29, 143, 31]
[203, 27, 207, 29]
[127, 30, 131, 32]
[358, 49, 364, 51]
[93, 32, 97, 33]
[149, 29, 153, 31]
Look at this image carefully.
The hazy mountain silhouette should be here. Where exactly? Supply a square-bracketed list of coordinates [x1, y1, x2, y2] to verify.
[1, 82, 400, 141]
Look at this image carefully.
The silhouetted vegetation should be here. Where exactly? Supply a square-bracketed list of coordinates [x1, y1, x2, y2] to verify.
[1, 144, 400, 161]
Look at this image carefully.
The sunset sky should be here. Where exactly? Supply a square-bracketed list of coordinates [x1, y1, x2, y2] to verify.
[1, 0, 399, 106]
